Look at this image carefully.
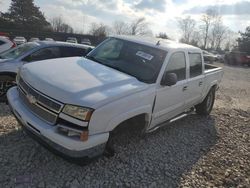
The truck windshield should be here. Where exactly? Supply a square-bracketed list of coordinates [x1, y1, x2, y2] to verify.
[86, 38, 167, 83]
[0, 43, 39, 59]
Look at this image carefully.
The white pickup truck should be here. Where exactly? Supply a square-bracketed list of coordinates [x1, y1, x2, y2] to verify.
[7, 36, 223, 160]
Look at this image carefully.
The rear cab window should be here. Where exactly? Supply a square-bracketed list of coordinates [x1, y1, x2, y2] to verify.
[189, 53, 203, 78]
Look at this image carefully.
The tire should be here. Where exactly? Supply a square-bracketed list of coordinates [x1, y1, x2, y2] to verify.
[103, 132, 115, 158]
[0, 75, 16, 103]
[195, 87, 216, 115]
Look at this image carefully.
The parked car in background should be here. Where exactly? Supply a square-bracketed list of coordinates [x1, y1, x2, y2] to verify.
[215, 54, 225, 63]
[66, 37, 78, 43]
[81, 38, 91, 45]
[209, 51, 225, 63]
[13, 36, 27, 45]
[44, 38, 54, 41]
[203, 50, 216, 64]
[0, 41, 94, 102]
[29, 37, 40, 42]
[224, 51, 250, 66]
[0, 36, 16, 53]
[7, 36, 223, 160]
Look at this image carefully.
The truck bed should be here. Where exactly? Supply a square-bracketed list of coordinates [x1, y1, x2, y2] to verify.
[203, 63, 223, 96]
[204, 63, 222, 74]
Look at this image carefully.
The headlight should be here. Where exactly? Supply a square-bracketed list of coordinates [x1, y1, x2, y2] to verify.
[62, 105, 93, 121]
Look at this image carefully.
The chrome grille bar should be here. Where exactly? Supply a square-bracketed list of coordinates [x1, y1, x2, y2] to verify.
[18, 77, 63, 125]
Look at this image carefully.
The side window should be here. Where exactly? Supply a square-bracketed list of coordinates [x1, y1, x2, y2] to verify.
[189, 53, 202, 78]
[0, 40, 6, 45]
[24, 47, 60, 62]
[165, 52, 186, 81]
[60, 47, 86, 57]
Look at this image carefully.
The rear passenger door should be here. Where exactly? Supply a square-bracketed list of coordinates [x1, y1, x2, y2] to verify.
[186, 53, 205, 108]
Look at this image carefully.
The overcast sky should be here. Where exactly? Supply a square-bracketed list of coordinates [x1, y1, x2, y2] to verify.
[1, 0, 250, 39]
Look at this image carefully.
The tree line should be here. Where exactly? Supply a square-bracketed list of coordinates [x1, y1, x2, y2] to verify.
[177, 9, 237, 51]
[0, 0, 250, 53]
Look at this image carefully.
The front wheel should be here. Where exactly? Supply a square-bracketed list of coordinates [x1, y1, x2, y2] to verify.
[195, 87, 216, 115]
[0, 75, 16, 102]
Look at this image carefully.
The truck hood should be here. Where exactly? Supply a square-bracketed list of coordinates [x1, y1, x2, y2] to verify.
[20, 57, 148, 108]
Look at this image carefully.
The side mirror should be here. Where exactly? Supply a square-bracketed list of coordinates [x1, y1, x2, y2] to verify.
[161, 73, 178, 86]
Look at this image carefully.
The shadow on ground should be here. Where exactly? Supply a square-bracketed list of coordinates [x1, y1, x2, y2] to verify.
[0, 110, 217, 187]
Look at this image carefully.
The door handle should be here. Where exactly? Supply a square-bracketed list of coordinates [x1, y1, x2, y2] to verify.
[199, 81, 203, 86]
[183, 86, 188, 91]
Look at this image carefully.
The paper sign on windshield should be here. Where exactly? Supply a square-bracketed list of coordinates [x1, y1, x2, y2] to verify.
[136, 51, 154, 61]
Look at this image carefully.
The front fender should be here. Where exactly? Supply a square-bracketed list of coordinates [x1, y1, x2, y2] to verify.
[0, 62, 20, 74]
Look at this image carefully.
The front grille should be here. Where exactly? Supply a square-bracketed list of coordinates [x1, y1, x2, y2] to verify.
[19, 78, 62, 113]
[18, 78, 63, 125]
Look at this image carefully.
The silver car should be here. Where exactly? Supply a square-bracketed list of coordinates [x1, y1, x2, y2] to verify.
[13, 36, 27, 45]
[0, 41, 94, 102]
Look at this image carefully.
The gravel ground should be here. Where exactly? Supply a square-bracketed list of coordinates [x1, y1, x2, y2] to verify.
[0, 63, 249, 187]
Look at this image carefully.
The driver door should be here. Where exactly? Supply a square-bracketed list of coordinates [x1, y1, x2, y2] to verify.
[150, 51, 188, 127]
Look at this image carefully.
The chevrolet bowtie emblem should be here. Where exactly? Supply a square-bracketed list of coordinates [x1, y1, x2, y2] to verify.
[26, 94, 37, 104]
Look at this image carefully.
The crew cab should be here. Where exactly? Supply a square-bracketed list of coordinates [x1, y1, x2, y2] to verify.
[7, 36, 223, 160]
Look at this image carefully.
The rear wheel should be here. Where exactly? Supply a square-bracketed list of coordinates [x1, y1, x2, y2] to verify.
[195, 87, 216, 115]
[0, 75, 16, 102]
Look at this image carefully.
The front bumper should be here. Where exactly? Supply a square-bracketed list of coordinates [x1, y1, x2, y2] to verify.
[7, 87, 109, 159]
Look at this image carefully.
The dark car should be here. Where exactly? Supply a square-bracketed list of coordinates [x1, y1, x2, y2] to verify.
[224, 51, 250, 66]
[0, 41, 94, 102]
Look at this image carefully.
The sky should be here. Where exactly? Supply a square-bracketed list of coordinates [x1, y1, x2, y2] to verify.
[1, 0, 250, 40]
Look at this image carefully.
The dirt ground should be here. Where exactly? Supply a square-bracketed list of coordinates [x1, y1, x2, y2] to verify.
[215, 63, 250, 111]
[0, 63, 249, 187]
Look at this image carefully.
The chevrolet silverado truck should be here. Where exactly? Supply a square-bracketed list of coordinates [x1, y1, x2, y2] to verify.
[7, 36, 223, 160]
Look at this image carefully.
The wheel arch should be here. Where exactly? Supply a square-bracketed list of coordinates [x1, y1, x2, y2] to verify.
[105, 106, 152, 133]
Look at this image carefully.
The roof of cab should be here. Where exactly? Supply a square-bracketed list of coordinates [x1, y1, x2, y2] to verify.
[113, 35, 201, 52]
[35, 41, 94, 49]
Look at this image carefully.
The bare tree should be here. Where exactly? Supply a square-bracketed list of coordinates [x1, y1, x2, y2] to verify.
[223, 30, 238, 51]
[112, 21, 129, 35]
[129, 17, 152, 36]
[178, 16, 196, 44]
[60, 23, 74, 33]
[190, 31, 202, 47]
[50, 17, 74, 33]
[156, 32, 169, 39]
[200, 9, 219, 49]
[211, 19, 228, 50]
[89, 22, 110, 37]
[50, 17, 63, 32]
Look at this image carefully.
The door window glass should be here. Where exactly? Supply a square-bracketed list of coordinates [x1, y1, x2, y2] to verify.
[24, 47, 60, 62]
[165, 52, 186, 81]
[189, 53, 202, 78]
